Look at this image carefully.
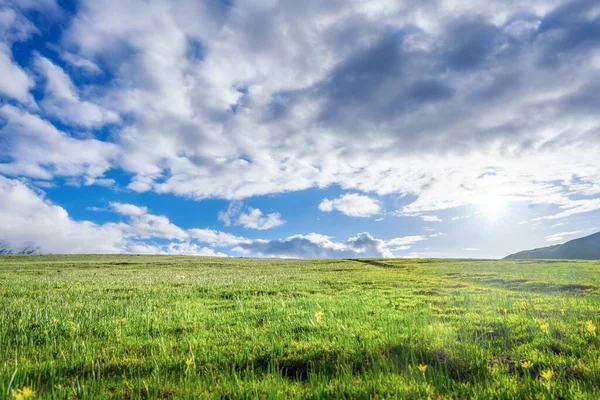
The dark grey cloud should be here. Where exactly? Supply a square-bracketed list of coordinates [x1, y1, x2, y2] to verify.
[537, 0, 600, 67]
[439, 17, 504, 71]
[254, 0, 600, 158]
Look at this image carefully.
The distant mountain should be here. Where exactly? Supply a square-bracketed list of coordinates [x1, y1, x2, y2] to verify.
[505, 232, 600, 260]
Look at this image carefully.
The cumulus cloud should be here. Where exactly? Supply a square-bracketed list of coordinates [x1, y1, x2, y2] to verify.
[319, 193, 381, 217]
[218, 201, 285, 230]
[0, 175, 127, 253]
[0, 176, 422, 258]
[234, 232, 395, 258]
[109, 202, 188, 240]
[0, 105, 118, 181]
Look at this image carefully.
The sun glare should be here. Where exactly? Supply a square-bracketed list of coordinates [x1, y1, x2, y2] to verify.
[478, 194, 507, 221]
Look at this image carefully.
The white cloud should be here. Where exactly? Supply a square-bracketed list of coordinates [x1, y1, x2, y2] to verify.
[0, 105, 118, 181]
[34, 55, 120, 128]
[0, 43, 33, 103]
[109, 202, 188, 240]
[533, 199, 600, 221]
[188, 228, 249, 247]
[545, 230, 582, 242]
[421, 215, 442, 222]
[0, 4, 54, 105]
[429, 232, 446, 238]
[237, 208, 285, 230]
[218, 202, 285, 230]
[110, 202, 148, 217]
[129, 242, 227, 256]
[59, 50, 103, 74]
[0, 175, 127, 253]
[319, 193, 381, 217]
[0, 177, 211, 254]
[0, 8, 37, 43]
[385, 235, 428, 251]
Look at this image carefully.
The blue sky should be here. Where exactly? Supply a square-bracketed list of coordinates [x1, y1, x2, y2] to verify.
[1, 0, 600, 258]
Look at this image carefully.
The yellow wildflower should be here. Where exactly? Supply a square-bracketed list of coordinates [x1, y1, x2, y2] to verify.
[13, 386, 36, 399]
[584, 320, 596, 336]
[417, 364, 428, 373]
[70, 322, 78, 333]
[539, 322, 549, 333]
[540, 369, 554, 381]
[315, 311, 325, 322]
[521, 360, 533, 369]
[185, 358, 193, 368]
[17, 319, 23, 327]
[115, 328, 122, 341]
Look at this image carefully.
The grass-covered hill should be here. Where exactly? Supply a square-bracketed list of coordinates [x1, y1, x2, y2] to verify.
[1, 255, 599, 399]
[505, 232, 600, 260]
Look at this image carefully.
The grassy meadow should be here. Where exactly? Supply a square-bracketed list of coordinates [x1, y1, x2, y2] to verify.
[1, 255, 599, 399]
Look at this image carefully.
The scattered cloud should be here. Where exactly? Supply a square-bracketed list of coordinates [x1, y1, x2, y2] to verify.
[533, 199, 600, 221]
[429, 232, 446, 238]
[218, 202, 285, 230]
[34, 55, 120, 128]
[0, 176, 424, 258]
[319, 193, 381, 217]
[421, 215, 442, 222]
[545, 231, 582, 242]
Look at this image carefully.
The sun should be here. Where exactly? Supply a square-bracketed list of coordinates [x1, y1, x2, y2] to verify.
[477, 194, 507, 221]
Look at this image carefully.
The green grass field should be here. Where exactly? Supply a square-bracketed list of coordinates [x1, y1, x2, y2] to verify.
[1, 255, 599, 399]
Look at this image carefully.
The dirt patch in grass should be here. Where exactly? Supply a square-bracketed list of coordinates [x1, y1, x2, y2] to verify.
[556, 284, 596, 291]
[347, 259, 401, 268]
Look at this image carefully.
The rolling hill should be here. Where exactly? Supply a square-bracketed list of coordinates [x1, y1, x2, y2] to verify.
[505, 231, 600, 260]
